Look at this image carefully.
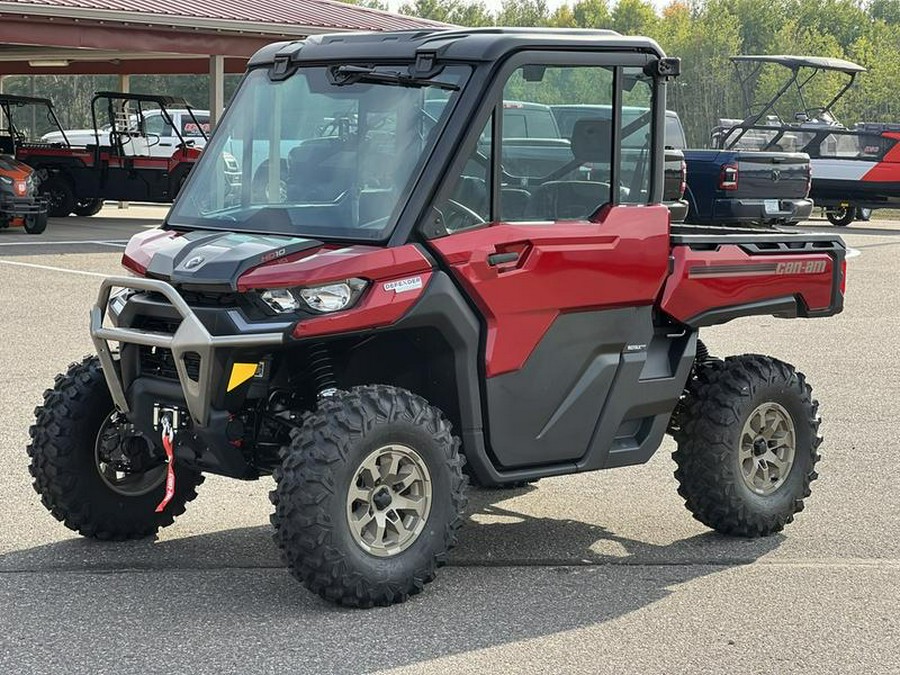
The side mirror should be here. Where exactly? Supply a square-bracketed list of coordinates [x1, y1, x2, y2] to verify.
[645, 57, 681, 80]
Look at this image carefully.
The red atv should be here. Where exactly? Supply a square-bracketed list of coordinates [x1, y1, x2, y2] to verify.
[29, 29, 845, 607]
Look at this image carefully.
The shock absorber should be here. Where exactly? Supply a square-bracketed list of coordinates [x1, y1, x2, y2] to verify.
[307, 343, 337, 397]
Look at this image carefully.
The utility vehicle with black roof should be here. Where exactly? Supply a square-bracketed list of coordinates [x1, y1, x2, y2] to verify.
[28, 28, 846, 608]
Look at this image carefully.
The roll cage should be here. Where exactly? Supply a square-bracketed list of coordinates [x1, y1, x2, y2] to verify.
[91, 91, 208, 155]
[0, 94, 70, 153]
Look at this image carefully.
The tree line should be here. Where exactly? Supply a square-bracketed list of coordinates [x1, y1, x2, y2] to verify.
[3, 0, 899, 147]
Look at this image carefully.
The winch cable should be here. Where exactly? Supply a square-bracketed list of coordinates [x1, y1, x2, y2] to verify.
[155, 414, 177, 513]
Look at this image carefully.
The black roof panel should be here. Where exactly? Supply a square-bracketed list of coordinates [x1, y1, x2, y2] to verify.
[249, 27, 665, 67]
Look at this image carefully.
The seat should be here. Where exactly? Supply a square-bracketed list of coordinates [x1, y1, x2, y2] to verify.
[525, 119, 612, 220]
[287, 137, 354, 202]
[527, 180, 610, 220]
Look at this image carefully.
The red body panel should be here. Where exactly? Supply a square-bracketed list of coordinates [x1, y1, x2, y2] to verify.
[429, 205, 672, 377]
[861, 132, 900, 182]
[122, 228, 178, 274]
[237, 244, 432, 291]
[17, 145, 198, 172]
[660, 244, 836, 323]
[292, 271, 433, 339]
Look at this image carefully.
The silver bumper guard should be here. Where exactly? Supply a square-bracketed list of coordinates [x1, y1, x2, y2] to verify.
[90, 276, 283, 428]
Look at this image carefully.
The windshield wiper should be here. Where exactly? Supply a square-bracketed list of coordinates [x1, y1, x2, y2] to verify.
[331, 65, 459, 91]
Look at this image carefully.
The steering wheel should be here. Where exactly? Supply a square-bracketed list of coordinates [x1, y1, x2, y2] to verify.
[434, 199, 485, 233]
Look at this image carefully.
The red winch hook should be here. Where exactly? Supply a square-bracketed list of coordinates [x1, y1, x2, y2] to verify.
[155, 414, 177, 513]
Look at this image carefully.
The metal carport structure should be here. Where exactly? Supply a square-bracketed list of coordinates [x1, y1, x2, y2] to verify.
[0, 0, 444, 123]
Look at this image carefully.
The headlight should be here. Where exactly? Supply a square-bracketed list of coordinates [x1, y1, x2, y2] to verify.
[260, 278, 367, 314]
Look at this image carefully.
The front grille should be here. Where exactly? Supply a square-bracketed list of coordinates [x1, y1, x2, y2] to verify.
[132, 317, 200, 382]
[139, 346, 201, 381]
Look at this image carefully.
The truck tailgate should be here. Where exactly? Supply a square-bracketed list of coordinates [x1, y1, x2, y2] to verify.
[661, 229, 846, 327]
[734, 151, 809, 199]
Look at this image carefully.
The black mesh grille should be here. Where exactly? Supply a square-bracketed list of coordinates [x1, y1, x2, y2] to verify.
[138, 346, 200, 381]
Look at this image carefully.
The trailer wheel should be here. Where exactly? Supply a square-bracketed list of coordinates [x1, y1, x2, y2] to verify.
[672, 355, 821, 537]
[41, 174, 76, 217]
[73, 199, 104, 217]
[826, 206, 855, 227]
[271, 385, 467, 607]
[28, 355, 204, 540]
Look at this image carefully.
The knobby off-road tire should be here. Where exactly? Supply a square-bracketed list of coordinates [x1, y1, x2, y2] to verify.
[41, 174, 76, 218]
[28, 355, 204, 540]
[671, 355, 821, 537]
[271, 385, 467, 607]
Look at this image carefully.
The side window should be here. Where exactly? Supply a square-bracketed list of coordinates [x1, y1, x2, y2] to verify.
[500, 65, 614, 222]
[620, 67, 653, 204]
[424, 60, 658, 238]
[426, 116, 491, 236]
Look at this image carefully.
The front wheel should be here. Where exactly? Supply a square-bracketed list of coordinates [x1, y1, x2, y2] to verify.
[672, 355, 821, 537]
[28, 356, 204, 540]
[826, 206, 855, 227]
[23, 212, 48, 234]
[270, 385, 467, 607]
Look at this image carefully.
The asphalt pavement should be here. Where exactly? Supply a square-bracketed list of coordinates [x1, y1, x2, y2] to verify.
[1, 208, 898, 674]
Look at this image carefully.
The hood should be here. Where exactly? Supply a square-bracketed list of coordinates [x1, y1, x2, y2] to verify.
[128, 229, 324, 290]
[0, 155, 34, 179]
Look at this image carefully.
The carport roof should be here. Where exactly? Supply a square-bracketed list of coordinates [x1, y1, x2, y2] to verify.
[0, 0, 445, 33]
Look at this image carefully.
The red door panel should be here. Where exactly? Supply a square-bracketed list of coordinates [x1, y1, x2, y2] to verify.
[429, 204, 671, 376]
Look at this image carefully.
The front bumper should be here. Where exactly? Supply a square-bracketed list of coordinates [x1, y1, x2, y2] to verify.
[0, 193, 48, 218]
[90, 276, 284, 428]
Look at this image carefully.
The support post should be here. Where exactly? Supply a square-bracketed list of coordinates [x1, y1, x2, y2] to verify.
[209, 55, 225, 128]
[0, 75, 4, 94]
[118, 73, 130, 211]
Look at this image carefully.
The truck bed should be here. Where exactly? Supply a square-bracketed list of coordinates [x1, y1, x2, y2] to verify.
[662, 224, 846, 327]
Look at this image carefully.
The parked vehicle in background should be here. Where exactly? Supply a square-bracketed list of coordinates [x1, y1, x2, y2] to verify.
[0, 156, 48, 235]
[28, 28, 846, 609]
[42, 108, 211, 158]
[712, 55, 900, 227]
[649, 108, 813, 227]
[15, 92, 221, 217]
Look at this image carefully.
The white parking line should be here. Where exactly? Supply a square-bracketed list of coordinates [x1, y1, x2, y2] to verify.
[0, 240, 128, 247]
[846, 247, 861, 259]
[0, 260, 109, 278]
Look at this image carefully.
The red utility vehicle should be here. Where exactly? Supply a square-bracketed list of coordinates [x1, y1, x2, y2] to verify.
[16, 92, 209, 217]
[29, 29, 846, 607]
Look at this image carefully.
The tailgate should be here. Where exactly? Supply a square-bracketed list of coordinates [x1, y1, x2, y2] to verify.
[734, 152, 809, 199]
[661, 230, 846, 327]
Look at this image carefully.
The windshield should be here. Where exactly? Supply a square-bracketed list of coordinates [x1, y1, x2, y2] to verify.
[169, 65, 469, 241]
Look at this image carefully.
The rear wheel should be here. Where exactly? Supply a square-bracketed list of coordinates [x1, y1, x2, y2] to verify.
[28, 356, 204, 540]
[270, 385, 467, 607]
[826, 206, 855, 227]
[73, 198, 104, 217]
[41, 174, 76, 217]
[672, 355, 821, 537]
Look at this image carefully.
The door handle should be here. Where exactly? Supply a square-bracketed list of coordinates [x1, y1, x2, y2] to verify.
[487, 252, 519, 266]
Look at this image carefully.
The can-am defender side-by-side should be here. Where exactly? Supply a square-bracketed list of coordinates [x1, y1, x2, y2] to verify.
[712, 55, 900, 227]
[29, 29, 846, 607]
[16, 92, 221, 217]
